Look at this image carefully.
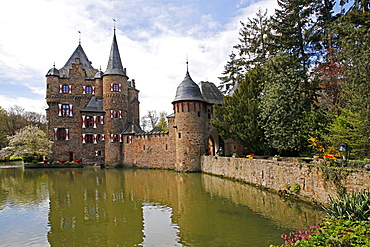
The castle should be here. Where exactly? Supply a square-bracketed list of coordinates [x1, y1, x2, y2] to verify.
[45, 29, 226, 172]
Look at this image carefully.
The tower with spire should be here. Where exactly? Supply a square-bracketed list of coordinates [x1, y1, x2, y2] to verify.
[45, 29, 141, 165]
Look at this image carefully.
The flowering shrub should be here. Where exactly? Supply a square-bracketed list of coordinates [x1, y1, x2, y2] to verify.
[272, 220, 370, 246]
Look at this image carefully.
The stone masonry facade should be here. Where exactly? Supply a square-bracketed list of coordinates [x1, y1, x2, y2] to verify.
[46, 30, 224, 171]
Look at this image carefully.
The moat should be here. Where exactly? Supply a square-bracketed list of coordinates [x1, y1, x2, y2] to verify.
[0, 163, 324, 246]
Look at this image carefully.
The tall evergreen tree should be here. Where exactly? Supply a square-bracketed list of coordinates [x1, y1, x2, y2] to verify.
[218, 10, 272, 94]
[259, 52, 309, 154]
[212, 67, 267, 153]
[325, 8, 370, 158]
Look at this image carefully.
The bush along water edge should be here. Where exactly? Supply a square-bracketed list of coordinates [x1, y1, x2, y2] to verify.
[270, 190, 370, 246]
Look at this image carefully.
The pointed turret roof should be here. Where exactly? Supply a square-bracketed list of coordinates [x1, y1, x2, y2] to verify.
[105, 30, 126, 76]
[59, 44, 97, 78]
[173, 69, 205, 103]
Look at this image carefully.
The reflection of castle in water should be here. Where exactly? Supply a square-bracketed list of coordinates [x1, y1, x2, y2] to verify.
[44, 169, 324, 246]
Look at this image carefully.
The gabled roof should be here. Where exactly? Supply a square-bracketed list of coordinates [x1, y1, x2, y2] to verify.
[198, 81, 224, 105]
[172, 70, 205, 103]
[105, 30, 126, 76]
[80, 97, 105, 113]
[59, 44, 98, 78]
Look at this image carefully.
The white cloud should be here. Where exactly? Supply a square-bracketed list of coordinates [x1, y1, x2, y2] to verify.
[0, 0, 278, 117]
[0, 95, 47, 113]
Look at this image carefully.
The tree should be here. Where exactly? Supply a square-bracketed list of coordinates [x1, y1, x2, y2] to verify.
[155, 112, 169, 131]
[141, 110, 168, 131]
[0, 107, 7, 148]
[324, 8, 370, 158]
[259, 52, 309, 154]
[2, 125, 53, 162]
[212, 67, 267, 153]
[218, 10, 272, 94]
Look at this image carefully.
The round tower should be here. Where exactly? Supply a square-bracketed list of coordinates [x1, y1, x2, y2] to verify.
[45, 64, 60, 143]
[102, 30, 128, 165]
[172, 69, 208, 172]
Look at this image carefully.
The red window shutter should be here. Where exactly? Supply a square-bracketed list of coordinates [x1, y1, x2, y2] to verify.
[118, 111, 122, 118]
[95, 150, 99, 156]
[59, 85, 63, 93]
[69, 104, 73, 117]
[110, 110, 114, 118]
[92, 86, 95, 95]
[65, 129, 69, 141]
[110, 83, 114, 91]
[93, 116, 97, 128]
[53, 128, 58, 140]
[58, 104, 62, 116]
[110, 134, 114, 142]
[82, 134, 86, 143]
[100, 116, 104, 124]
[82, 115, 86, 128]
[118, 84, 122, 92]
[82, 86, 86, 94]
[93, 134, 97, 144]
[68, 85, 72, 93]
[101, 134, 105, 140]
[119, 134, 123, 142]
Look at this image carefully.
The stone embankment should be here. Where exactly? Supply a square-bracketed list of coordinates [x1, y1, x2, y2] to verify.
[201, 156, 370, 205]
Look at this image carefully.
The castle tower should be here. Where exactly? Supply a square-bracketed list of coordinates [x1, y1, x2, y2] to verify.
[172, 68, 208, 172]
[102, 29, 128, 165]
[46, 43, 99, 163]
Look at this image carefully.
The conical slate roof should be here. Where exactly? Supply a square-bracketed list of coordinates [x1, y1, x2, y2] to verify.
[46, 64, 59, 77]
[105, 30, 125, 76]
[59, 44, 98, 78]
[172, 70, 205, 103]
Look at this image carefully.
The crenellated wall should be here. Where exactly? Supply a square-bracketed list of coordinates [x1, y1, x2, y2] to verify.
[201, 156, 370, 205]
[123, 131, 176, 169]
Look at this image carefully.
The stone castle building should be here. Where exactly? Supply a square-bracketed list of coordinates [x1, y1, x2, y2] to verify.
[46, 29, 224, 171]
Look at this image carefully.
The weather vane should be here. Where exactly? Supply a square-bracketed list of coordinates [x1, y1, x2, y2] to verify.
[186, 55, 189, 72]
[78, 30, 81, 44]
[113, 18, 116, 31]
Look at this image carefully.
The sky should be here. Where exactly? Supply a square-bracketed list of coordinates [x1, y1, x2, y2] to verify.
[0, 0, 281, 118]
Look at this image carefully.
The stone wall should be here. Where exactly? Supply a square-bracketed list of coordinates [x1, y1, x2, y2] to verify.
[124, 131, 176, 169]
[201, 156, 370, 205]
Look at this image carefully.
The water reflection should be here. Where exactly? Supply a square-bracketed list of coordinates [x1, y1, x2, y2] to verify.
[141, 203, 181, 246]
[0, 168, 325, 246]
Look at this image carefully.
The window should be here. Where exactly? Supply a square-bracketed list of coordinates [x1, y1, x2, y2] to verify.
[127, 136, 132, 143]
[59, 104, 73, 117]
[59, 85, 71, 94]
[57, 128, 66, 140]
[85, 86, 93, 94]
[62, 104, 70, 116]
[86, 134, 94, 143]
[62, 85, 69, 93]
[113, 135, 119, 142]
[178, 133, 181, 138]
[110, 110, 121, 118]
[110, 83, 121, 92]
[86, 116, 94, 128]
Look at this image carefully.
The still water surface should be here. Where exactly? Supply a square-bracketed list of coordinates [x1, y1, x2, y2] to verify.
[0, 163, 324, 246]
